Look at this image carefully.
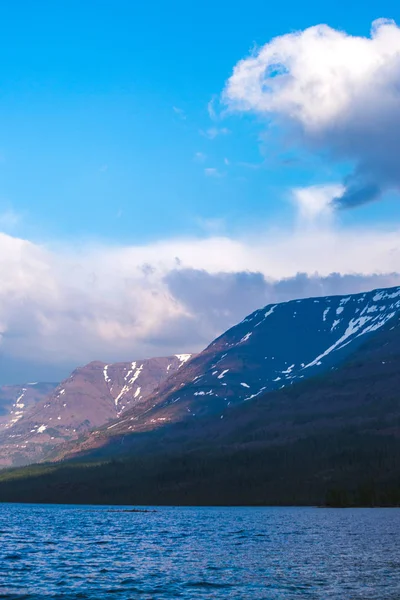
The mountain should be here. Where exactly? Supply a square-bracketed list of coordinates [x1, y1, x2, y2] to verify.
[2, 284, 400, 479]
[0, 354, 193, 467]
[63, 285, 400, 456]
[2, 297, 400, 506]
[0, 382, 58, 429]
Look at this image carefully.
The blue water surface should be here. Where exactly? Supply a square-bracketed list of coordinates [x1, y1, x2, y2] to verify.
[0, 504, 399, 599]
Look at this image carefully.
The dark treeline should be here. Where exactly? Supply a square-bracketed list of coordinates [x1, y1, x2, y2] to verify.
[1, 431, 400, 506]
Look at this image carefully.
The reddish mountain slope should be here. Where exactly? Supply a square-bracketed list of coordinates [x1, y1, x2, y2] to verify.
[0, 354, 193, 467]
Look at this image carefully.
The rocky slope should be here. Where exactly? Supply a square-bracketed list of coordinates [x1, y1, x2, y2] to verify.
[69, 285, 400, 454]
[0, 354, 193, 467]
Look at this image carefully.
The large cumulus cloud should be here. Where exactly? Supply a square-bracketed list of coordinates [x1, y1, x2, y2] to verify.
[224, 19, 400, 207]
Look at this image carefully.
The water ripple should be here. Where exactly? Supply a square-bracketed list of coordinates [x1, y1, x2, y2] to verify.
[0, 505, 400, 599]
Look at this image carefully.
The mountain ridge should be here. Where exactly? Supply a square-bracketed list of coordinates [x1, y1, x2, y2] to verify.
[2, 284, 400, 470]
[70, 287, 400, 438]
[62, 284, 400, 455]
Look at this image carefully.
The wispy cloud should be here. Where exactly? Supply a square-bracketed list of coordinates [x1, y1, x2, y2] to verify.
[204, 167, 224, 178]
[207, 95, 219, 120]
[195, 216, 226, 235]
[173, 106, 186, 120]
[200, 127, 230, 140]
[194, 152, 207, 163]
[237, 161, 264, 170]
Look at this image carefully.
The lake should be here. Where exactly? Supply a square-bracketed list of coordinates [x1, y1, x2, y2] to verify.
[0, 504, 399, 599]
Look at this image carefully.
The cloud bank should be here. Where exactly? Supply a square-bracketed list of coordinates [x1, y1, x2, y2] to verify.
[224, 19, 400, 207]
[2, 186, 400, 379]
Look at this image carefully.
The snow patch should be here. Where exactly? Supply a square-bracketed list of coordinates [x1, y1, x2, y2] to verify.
[240, 332, 252, 343]
[245, 386, 267, 401]
[218, 369, 229, 379]
[124, 361, 136, 381]
[373, 291, 385, 301]
[303, 309, 396, 369]
[114, 385, 129, 407]
[103, 365, 111, 384]
[129, 364, 143, 385]
[264, 305, 276, 319]
[175, 354, 192, 366]
[367, 305, 378, 313]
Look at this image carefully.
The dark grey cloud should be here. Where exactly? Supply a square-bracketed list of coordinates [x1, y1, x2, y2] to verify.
[333, 181, 383, 210]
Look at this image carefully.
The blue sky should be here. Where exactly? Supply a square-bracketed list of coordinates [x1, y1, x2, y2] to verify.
[2, 1, 400, 382]
[0, 0, 399, 245]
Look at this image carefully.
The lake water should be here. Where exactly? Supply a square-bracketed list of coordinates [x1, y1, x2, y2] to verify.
[0, 504, 399, 599]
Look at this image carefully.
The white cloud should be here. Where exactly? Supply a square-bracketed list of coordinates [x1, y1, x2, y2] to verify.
[207, 96, 218, 120]
[2, 184, 400, 373]
[292, 184, 344, 226]
[173, 106, 186, 120]
[224, 19, 400, 206]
